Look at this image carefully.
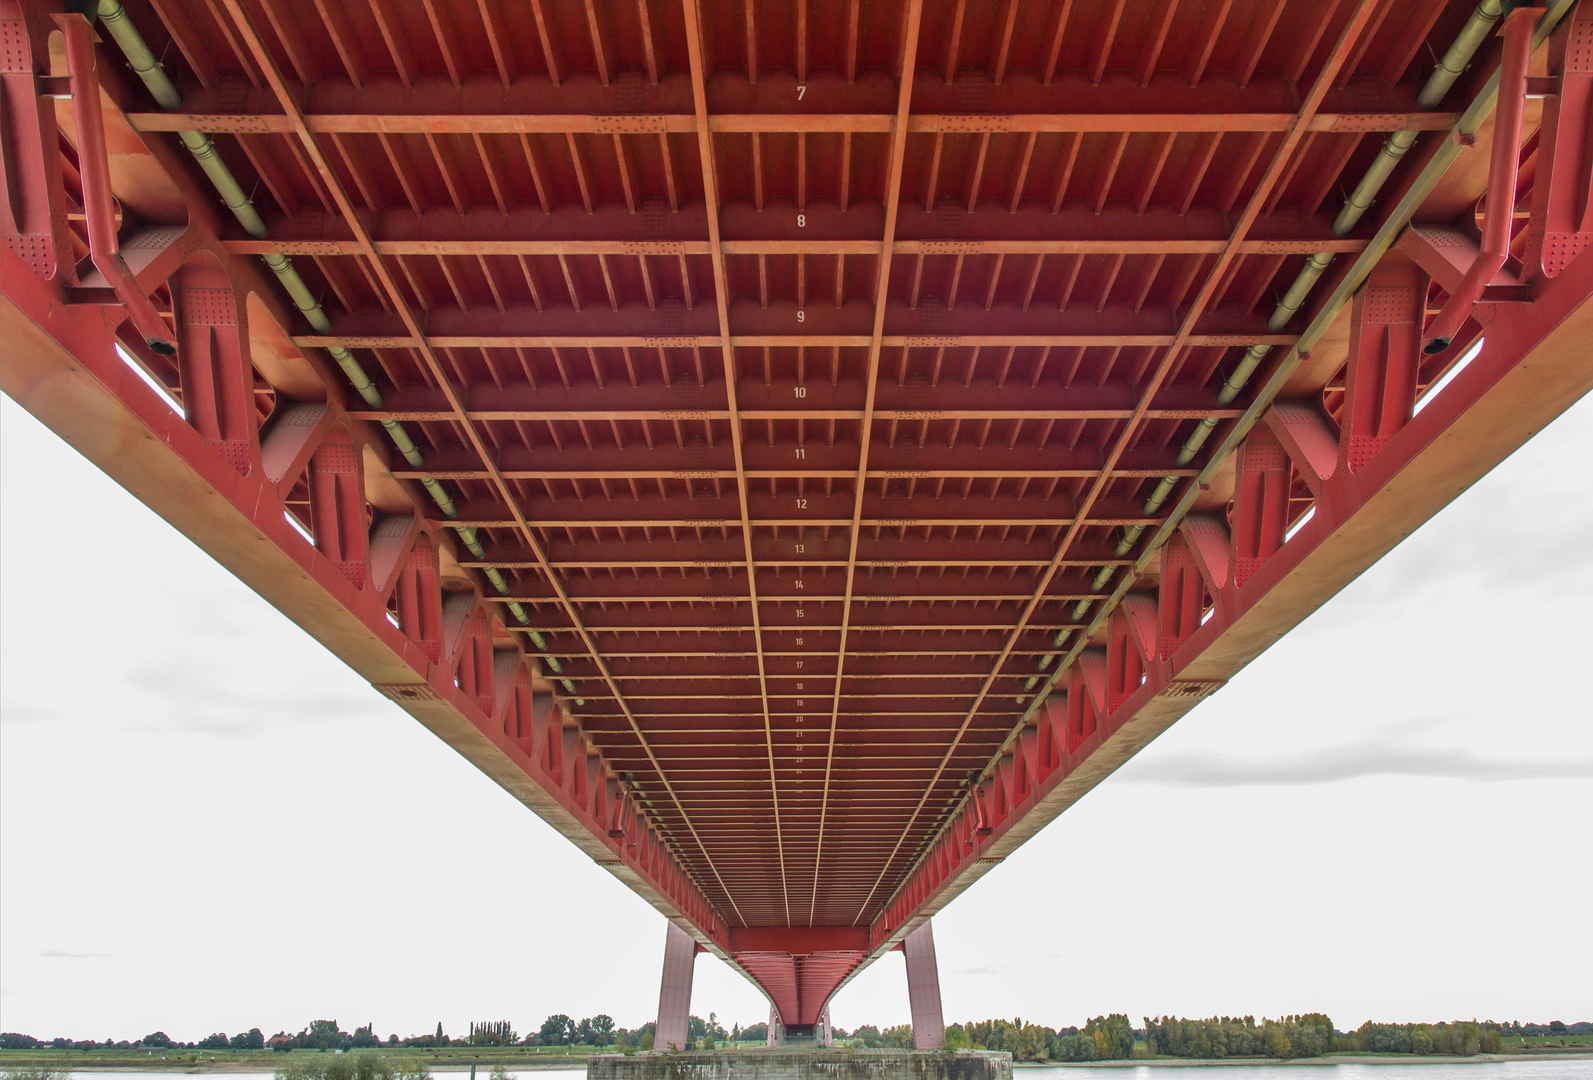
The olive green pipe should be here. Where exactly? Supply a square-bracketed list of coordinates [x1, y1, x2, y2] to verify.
[97, 0, 264, 239]
[1335, 0, 1504, 233]
[97, 0, 373, 417]
[1060, 0, 1510, 638]
[94, 1, 540, 635]
[1422, 0, 1507, 108]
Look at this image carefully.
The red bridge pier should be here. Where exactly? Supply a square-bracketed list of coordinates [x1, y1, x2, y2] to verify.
[654, 917, 944, 1047]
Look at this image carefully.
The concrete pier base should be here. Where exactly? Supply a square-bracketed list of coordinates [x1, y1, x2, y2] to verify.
[588, 1050, 1012, 1080]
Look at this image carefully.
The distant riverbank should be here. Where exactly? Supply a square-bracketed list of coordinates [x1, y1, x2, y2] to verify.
[7, 1052, 1592, 1073]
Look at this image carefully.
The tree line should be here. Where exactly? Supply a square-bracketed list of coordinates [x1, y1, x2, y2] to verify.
[848, 1015, 1574, 1062]
[528, 1011, 766, 1051]
[3, 1015, 1585, 1058]
[1143, 1015, 1336, 1059]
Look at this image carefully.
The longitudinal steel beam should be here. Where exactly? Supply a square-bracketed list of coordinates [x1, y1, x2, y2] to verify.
[680, 0, 791, 926]
[812, 0, 927, 927]
[0, 89, 730, 971]
[869, 226, 1593, 952]
[962, 0, 1590, 823]
[209, 0, 744, 924]
[850, 0, 1391, 925]
[863, 0, 1591, 948]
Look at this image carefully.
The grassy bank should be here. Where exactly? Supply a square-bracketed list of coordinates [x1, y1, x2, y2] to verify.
[0, 1044, 788, 1073]
[0, 1049, 605, 1073]
[4, 1040, 1591, 1072]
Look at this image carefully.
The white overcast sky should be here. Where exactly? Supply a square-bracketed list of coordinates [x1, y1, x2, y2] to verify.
[2, 387, 1590, 1043]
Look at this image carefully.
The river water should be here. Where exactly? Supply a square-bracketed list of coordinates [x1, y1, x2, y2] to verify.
[1022, 1065, 1591, 1079]
[63, 1063, 1591, 1080]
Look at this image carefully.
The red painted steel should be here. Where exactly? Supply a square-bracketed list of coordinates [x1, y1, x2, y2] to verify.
[60, 12, 176, 352]
[904, 920, 945, 1050]
[655, 922, 699, 1052]
[3, 0, 1591, 1030]
[1422, 7, 1541, 352]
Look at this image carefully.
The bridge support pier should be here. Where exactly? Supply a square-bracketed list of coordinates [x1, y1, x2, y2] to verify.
[655, 922, 698, 1052]
[904, 920, 945, 1050]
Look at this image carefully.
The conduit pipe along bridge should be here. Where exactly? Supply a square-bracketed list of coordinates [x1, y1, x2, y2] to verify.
[3, 0, 1591, 1047]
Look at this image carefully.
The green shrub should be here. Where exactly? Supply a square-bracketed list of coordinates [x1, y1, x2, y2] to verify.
[277, 1050, 408, 1080]
[3, 1067, 73, 1080]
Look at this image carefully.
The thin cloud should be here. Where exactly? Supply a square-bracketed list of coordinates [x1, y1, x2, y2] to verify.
[1120, 745, 1593, 787]
[39, 949, 113, 959]
[0, 699, 62, 724]
[122, 665, 392, 739]
[950, 966, 1004, 976]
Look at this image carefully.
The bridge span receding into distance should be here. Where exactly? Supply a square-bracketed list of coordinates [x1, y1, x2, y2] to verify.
[3, 0, 1590, 1048]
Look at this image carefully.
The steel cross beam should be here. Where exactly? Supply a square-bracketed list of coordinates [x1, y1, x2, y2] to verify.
[851, 0, 1391, 925]
[680, 0, 790, 926]
[304, 332, 1294, 350]
[815, 0, 926, 926]
[126, 110, 1462, 137]
[209, 0, 742, 925]
[409, 466, 1201, 484]
[352, 407, 1243, 425]
[234, 238, 1370, 259]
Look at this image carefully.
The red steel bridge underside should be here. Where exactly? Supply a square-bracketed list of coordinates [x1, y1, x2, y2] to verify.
[3, 0, 1591, 1033]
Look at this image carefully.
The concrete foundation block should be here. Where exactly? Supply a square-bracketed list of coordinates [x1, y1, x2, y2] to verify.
[587, 1050, 1012, 1080]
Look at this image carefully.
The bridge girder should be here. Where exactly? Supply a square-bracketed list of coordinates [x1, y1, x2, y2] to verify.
[3, 0, 1591, 1027]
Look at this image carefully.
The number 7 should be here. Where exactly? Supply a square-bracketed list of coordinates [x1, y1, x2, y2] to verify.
[797, 85, 807, 100]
